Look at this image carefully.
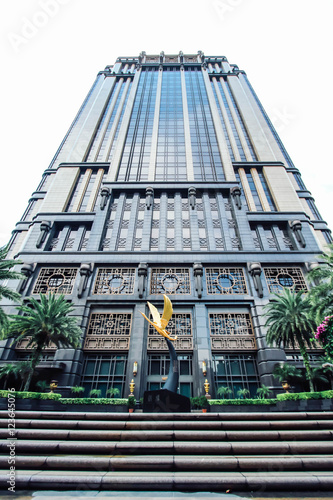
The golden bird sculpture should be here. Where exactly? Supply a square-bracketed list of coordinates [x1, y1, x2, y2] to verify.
[140, 294, 177, 341]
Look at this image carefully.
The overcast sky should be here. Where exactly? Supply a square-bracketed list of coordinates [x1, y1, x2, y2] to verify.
[1, 0, 332, 247]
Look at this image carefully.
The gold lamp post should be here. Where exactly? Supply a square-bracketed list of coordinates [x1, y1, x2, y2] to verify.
[204, 379, 211, 400]
[129, 379, 135, 397]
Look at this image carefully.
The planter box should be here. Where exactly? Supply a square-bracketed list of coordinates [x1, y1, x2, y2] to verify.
[210, 399, 333, 413]
[0, 399, 127, 413]
[210, 403, 278, 413]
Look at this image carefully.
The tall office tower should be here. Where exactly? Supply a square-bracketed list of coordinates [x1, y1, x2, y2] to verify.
[1, 51, 331, 398]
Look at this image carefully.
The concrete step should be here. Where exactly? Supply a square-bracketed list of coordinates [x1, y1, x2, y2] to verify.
[1, 409, 333, 492]
[1, 410, 333, 421]
[2, 439, 333, 455]
[2, 454, 333, 472]
[2, 417, 333, 430]
[1, 470, 333, 491]
[1, 428, 332, 441]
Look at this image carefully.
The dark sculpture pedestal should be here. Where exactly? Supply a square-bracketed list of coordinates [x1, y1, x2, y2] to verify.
[143, 389, 191, 413]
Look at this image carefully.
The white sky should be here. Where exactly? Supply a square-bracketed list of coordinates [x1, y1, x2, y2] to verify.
[0, 0, 332, 247]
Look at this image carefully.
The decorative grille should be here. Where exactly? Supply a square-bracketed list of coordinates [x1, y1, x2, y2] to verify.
[15, 338, 57, 351]
[150, 268, 191, 294]
[206, 268, 247, 295]
[33, 268, 78, 295]
[209, 312, 256, 351]
[93, 268, 135, 295]
[147, 312, 192, 351]
[84, 312, 132, 351]
[263, 267, 307, 294]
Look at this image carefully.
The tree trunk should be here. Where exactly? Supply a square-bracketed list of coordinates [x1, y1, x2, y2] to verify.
[23, 349, 43, 392]
[299, 342, 315, 392]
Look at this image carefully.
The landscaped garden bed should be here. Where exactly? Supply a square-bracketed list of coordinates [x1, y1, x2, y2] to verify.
[1, 389, 332, 413]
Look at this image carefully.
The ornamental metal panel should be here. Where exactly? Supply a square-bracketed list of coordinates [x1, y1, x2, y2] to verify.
[147, 312, 192, 351]
[32, 267, 78, 295]
[263, 267, 307, 294]
[84, 312, 132, 351]
[209, 312, 256, 351]
[93, 268, 135, 295]
[206, 268, 247, 295]
[150, 268, 191, 294]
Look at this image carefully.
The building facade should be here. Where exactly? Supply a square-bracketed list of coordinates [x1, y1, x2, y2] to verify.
[1, 51, 331, 398]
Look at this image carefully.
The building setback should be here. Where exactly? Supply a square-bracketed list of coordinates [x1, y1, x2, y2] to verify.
[1, 51, 331, 398]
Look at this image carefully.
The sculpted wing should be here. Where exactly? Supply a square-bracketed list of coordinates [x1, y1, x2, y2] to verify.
[147, 301, 161, 327]
[160, 294, 173, 329]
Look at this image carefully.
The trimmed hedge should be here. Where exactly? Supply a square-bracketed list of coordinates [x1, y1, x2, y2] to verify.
[208, 398, 277, 406]
[58, 397, 127, 405]
[0, 390, 127, 405]
[0, 390, 62, 400]
[276, 390, 333, 401]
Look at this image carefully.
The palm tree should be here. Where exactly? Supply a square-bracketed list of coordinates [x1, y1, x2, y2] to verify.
[237, 388, 250, 399]
[256, 384, 272, 399]
[5, 294, 82, 391]
[308, 243, 333, 324]
[106, 387, 120, 398]
[0, 246, 22, 336]
[0, 361, 31, 390]
[217, 386, 232, 399]
[264, 289, 317, 392]
[70, 386, 85, 398]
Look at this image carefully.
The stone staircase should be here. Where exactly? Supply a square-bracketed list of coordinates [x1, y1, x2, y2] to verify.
[0, 410, 333, 493]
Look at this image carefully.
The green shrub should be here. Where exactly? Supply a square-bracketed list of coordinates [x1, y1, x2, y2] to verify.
[209, 398, 277, 406]
[0, 390, 61, 400]
[59, 397, 127, 405]
[277, 390, 333, 401]
[127, 396, 136, 408]
[190, 396, 209, 409]
[39, 393, 62, 401]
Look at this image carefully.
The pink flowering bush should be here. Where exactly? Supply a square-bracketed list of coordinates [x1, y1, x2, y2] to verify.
[315, 316, 333, 359]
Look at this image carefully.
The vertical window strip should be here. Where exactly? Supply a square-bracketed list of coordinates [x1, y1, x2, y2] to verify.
[224, 81, 257, 161]
[211, 83, 235, 160]
[185, 69, 224, 182]
[246, 172, 263, 211]
[117, 70, 158, 181]
[293, 172, 306, 190]
[216, 81, 247, 160]
[306, 198, 322, 221]
[86, 81, 124, 162]
[66, 173, 84, 212]
[258, 172, 276, 210]
[155, 69, 186, 181]
[79, 171, 97, 212]
[86, 80, 121, 161]
[106, 82, 132, 163]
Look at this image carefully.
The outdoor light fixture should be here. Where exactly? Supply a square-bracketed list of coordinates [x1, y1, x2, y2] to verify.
[129, 379, 135, 397]
[204, 379, 210, 399]
[202, 361, 207, 376]
[133, 361, 138, 377]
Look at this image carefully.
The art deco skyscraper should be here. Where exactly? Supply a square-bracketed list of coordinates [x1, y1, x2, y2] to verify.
[1, 51, 331, 398]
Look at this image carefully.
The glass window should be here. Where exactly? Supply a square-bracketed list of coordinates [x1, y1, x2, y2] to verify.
[212, 354, 259, 398]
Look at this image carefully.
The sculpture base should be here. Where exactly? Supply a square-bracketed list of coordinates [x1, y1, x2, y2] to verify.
[143, 389, 191, 413]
